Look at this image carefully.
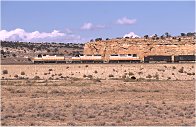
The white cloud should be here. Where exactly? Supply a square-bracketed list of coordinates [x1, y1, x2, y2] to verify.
[0, 28, 85, 43]
[123, 32, 140, 38]
[65, 28, 72, 34]
[81, 22, 106, 30]
[117, 17, 136, 25]
[81, 22, 93, 30]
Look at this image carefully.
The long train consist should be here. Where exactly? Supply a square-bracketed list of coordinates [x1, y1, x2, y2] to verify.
[31, 54, 195, 64]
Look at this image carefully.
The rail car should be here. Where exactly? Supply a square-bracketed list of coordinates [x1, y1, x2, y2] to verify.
[144, 55, 172, 63]
[32, 54, 141, 64]
[174, 55, 195, 62]
[72, 54, 103, 63]
[32, 54, 104, 64]
[32, 54, 68, 64]
[109, 54, 140, 63]
[31, 54, 195, 64]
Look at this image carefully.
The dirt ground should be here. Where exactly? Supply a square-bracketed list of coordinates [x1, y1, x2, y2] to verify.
[1, 79, 195, 126]
[1, 63, 195, 80]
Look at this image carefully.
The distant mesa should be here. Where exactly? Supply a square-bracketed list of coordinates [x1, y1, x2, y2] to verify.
[84, 32, 195, 62]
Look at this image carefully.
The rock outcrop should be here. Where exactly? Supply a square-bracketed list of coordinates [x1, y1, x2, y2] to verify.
[84, 36, 195, 60]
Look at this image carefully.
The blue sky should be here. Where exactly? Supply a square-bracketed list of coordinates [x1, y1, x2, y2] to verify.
[1, 1, 195, 43]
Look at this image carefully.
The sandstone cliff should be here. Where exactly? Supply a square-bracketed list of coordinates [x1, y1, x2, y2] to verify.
[84, 36, 195, 60]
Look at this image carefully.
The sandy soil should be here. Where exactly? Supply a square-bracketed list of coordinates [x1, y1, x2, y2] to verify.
[1, 79, 195, 126]
[1, 63, 195, 80]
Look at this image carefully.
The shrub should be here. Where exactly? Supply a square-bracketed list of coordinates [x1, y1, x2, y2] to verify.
[130, 76, 136, 80]
[85, 65, 88, 68]
[60, 76, 65, 79]
[146, 74, 152, 78]
[128, 72, 134, 76]
[153, 73, 159, 80]
[140, 68, 144, 70]
[67, 122, 76, 126]
[167, 77, 171, 80]
[172, 66, 176, 69]
[108, 74, 114, 78]
[70, 77, 80, 81]
[83, 74, 87, 78]
[157, 69, 165, 72]
[187, 72, 195, 75]
[16, 89, 25, 93]
[123, 77, 136, 82]
[178, 67, 184, 73]
[94, 70, 98, 74]
[21, 71, 25, 75]
[88, 114, 96, 118]
[33, 76, 40, 80]
[2, 70, 8, 74]
[49, 77, 53, 80]
[49, 69, 53, 71]
[153, 90, 160, 92]
[93, 78, 101, 82]
[14, 74, 18, 78]
[87, 75, 93, 79]
[50, 89, 60, 94]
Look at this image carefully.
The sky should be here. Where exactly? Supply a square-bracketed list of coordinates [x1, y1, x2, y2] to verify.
[0, 1, 195, 43]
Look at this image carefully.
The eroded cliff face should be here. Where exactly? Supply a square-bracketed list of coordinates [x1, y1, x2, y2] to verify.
[84, 37, 195, 60]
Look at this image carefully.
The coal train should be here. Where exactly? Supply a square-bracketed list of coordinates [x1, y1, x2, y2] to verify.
[31, 54, 195, 64]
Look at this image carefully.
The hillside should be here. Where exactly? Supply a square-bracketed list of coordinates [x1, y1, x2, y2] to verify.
[1, 41, 84, 64]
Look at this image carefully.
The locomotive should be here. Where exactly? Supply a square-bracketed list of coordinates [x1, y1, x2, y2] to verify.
[31, 54, 195, 64]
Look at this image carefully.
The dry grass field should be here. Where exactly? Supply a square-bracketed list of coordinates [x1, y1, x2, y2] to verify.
[1, 63, 195, 80]
[1, 79, 195, 126]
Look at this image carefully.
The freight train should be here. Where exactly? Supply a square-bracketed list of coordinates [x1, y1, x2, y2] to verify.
[31, 54, 195, 64]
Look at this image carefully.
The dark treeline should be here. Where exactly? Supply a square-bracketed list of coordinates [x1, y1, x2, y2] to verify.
[92, 32, 195, 42]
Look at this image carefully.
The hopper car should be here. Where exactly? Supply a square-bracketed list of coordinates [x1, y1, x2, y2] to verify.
[144, 55, 172, 63]
[174, 55, 196, 62]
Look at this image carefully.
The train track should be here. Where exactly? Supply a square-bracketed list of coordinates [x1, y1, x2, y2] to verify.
[1, 62, 195, 65]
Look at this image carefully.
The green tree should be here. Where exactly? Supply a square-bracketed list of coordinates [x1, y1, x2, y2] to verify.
[144, 35, 149, 39]
[165, 32, 171, 37]
[181, 33, 186, 36]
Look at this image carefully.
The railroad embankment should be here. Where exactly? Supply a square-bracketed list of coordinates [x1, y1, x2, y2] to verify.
[1, 63, 195, 80]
